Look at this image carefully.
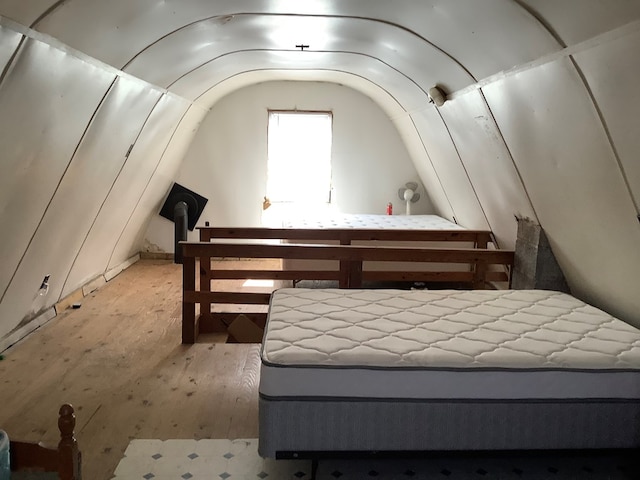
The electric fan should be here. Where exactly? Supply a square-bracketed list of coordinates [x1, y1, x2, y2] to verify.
[397, 182, 421, 215]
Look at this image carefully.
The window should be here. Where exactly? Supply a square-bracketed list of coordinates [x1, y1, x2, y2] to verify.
[266, 111, 333, 205]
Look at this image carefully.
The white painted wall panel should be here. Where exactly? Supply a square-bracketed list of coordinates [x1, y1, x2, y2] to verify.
[111, 106, 207, 263]
[144, 81, 429, 251]
[484, 58, 640, 325]
[198, 69, 444, 217]
[410, 109, 488, 229]
[0, 76, 160, 335]
[0, 38, 115, 319]
[392, 114, 449, 220]
[521, 0, 640, 46]
[440, 89, 538, 248]
[573, 28, 640, 210]
[0, 1, 59, 26]
[66, 95, 190, 292]
[0, 23, 22, 69]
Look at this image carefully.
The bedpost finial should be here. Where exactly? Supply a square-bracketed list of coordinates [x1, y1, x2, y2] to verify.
[58, 404, 76, 442]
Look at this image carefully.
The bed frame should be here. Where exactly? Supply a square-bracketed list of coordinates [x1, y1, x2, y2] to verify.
[9, 403, 81, 480]
[181, 227, 514, 343]
[258, 289, 640, 462]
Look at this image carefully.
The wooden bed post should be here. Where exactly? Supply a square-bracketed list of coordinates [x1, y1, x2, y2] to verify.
[182, 251, 197, 344]
[58, 404, 81, 480]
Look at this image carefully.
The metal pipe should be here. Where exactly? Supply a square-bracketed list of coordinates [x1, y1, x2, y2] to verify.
[174, 201, 188, 264]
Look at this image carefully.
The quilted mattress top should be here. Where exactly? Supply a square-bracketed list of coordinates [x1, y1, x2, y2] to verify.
[262, 289, 640, 370]
[281, 213, 463, 230]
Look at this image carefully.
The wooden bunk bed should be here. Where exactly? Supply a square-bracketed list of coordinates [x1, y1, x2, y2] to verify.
[182, 226, 514, 343]
[9, 403, 81, 479]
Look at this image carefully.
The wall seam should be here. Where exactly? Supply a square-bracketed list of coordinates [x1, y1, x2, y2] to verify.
[60, 93, 166, 296]
[0, 78, 117, 305]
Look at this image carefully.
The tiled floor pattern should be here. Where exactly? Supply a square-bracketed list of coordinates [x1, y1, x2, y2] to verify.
[112, 439, 639, 480]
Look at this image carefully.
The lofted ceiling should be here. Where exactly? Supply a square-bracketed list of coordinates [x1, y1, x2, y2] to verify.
[1, 0, 640, 346]
[4, 0, 638, 108]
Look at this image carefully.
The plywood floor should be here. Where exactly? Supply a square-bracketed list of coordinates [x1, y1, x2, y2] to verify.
[0, 259, 268, 480]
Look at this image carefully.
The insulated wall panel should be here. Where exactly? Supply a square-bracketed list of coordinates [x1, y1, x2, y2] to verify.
[0, 38, 115, 320]
[440, 89, 538, 248]
[0, 23, 22, 70]
[65, 94, 190, 293]
[520, 0, 640, 46]
[573, 28, 640, 209]
[484, 58, 640, 325]
[0, 75, 161, 337]
[110, 105, 207, 266]
[392, 114, 445, 218]
[0, 1, 59, 26]
[410, 108, 488, 229]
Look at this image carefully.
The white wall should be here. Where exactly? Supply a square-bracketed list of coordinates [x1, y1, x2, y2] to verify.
[145, 81, 434, 252]
[0, 21, 198, 348]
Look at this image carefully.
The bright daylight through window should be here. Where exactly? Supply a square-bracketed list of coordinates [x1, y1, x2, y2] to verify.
[266, 111, 333, 209]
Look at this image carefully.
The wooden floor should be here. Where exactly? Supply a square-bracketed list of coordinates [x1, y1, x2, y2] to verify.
[0, 259, 264, 480]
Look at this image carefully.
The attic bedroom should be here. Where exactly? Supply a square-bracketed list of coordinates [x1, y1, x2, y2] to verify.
[1, 1, 640, 479]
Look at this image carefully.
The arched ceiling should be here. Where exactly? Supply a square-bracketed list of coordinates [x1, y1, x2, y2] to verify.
[4, 0, 639, 112]
[2, 0, 640, 345]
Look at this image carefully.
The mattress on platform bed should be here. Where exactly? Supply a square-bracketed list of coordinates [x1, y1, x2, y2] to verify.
[281, 213, 463, 230]
[259, 289, 640, 401]
[281, 214, 467, 273]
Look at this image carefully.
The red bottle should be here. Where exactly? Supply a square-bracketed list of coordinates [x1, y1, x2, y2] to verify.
[386, 202, 393, 215]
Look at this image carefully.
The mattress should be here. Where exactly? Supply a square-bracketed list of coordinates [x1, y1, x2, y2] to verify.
[260, 289, 640, 401]
[281, 214, 468, 274]
[281, 213, 463, 230]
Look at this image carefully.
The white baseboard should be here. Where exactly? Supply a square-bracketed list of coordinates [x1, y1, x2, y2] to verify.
[0, 308, 56, 353]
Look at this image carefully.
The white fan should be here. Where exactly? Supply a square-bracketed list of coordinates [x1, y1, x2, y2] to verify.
[398, 182, 421, 215]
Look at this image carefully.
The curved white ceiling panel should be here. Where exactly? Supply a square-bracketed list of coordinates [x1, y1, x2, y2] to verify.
[439, 89, 538, 248]
[387, 0, 561, 80]
[25, 0, 564, 87]
[31, 0, 350, 68]
[199, 70, 407, 121]
[0, 0, 59, 26]
[0, 23, 22, 70]
[124, 14, 474, 96]
[0, 38, 115, 305]
[573, 27, 640, 210]
[170, 51, 430, 113]
[520, 0, 640, 46]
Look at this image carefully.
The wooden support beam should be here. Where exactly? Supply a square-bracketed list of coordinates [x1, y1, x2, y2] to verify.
[182, 254, 196, 344]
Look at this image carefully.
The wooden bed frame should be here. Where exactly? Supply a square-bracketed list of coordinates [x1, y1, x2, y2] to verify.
[181, 227, 514, 343]
[9, 404, 81, 480]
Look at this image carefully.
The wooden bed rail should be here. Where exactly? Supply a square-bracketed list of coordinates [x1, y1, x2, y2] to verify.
[181, 241, 514, 343]
[197, 226, 493, 247]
